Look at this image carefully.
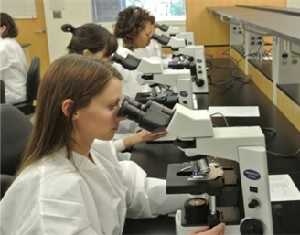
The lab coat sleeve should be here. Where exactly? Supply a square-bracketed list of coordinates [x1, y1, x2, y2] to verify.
[0, 47, 11, 72]
[113, 139, 126, 152]
[120, 160, 189, 219]
[113, 62, 150, 98]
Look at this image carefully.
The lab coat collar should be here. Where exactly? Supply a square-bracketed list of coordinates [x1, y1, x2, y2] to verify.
[71, 149, 99, 171]
[49, 147, 98, 171]
[0, 37, 16, 42]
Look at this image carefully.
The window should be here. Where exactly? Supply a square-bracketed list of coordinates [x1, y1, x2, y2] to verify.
[92, 0, 186, 22]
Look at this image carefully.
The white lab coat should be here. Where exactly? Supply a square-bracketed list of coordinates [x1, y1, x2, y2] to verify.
[113, 47, 151, 99]
[0, 139, 188, 235]
[113, 47, 151, 134]
[134, 39, 162, 58]
[0, 37, 27, 104]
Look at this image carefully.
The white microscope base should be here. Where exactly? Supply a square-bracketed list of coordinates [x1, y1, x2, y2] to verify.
[176, 210, 240, 235]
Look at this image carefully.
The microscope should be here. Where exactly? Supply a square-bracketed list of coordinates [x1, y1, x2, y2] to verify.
[118, 97, 273, 235]
[112, 53, 199, 109]
[155, 23, 195, 46]
[152, 33, 209, 94]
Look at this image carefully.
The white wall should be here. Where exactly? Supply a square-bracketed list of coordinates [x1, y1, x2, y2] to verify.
[44, 0, 92, 62]
[287, 0, 300, 8]
[43, 0, 186, 62]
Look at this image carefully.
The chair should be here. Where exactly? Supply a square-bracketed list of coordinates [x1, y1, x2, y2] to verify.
[0, 175, 15, 199]
[0, 104, 32, 178]
[0, 80, 5, 104]
[15, 57, 40, 114]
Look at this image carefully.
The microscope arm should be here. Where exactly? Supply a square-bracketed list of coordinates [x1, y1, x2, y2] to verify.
[112, 53, 165, 74]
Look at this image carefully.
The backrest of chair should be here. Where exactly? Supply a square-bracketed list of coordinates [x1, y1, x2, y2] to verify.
[0, 104, 32, 175]
[0, 80, 5, 103]
[27, 57, 40, 102]
[0, 175, 15, 199]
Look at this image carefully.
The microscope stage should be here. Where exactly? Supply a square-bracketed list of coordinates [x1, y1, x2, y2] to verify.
[166, 162, 242, 207]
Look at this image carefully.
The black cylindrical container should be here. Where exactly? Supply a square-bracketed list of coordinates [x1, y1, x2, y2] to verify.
[184, 198, 209, 226]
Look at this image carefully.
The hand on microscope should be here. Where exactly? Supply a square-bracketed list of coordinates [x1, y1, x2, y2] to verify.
[123, 129, 167, 148]
[189, 223, 225, 235]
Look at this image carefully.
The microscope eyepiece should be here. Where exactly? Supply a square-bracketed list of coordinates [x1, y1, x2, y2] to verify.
[152, 33, 170, 46]
[111, 53, 141, 70]
[117, 96, 173, 132]
[155, 23, 169, 32]
[118, 98, 145, 123]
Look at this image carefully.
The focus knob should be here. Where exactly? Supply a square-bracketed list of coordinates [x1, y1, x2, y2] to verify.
[241, 218, 263, 235]
[248, 199, 260, 209]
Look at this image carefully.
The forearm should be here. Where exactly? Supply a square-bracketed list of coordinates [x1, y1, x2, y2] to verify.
[113, 135, 138, 153]
[144, 177, 189, 216]
[122, 130, 166, 149]
[123, 134, 140, 149]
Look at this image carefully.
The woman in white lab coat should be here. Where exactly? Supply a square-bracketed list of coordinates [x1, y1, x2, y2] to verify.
[0, 12, 27, 104]
[61, 23, 164, 151]
[0, 55, 224, 235]
[113, 6, 159, 99]
[62, 22, 146, 100]
[113, 6, 163, 102]
[114, 6, 162, 58]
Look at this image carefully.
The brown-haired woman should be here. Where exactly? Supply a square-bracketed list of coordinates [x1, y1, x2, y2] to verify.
[0, 54, 224, 235]
[61, 22, 148, 98]
[114, 6, 161, 57]
[0, 12, 27, 104]
[61, 23, 166, 155]
[61, 23, 118, 59]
